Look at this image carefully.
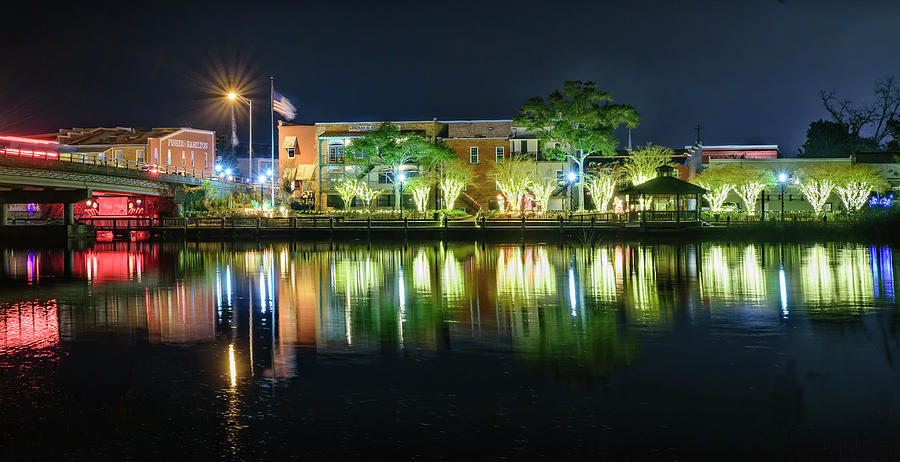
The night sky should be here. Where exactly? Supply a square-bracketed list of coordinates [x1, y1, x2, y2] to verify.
[3, 0, 899, 155]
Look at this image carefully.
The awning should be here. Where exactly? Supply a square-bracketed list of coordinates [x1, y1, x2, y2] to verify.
[281, 136, 297, 149]
[290, 164, 316, 181]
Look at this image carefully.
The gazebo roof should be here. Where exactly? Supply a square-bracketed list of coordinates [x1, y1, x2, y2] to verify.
[619, 176, 707, 195]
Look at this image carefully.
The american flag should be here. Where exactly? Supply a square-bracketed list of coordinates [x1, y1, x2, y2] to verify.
[273, 90, 297, 120]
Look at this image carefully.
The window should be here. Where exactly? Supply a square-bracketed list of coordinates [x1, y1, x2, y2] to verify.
[167, 149, 171, 165]
[378, 172, 393, 184]
[287, 147, 295, 158]
[181, 151, 186, 166]
[328, 144, 344, 163]
[136, 149, 145, 163]
[469, 147, 479, 164]
[115, 149, 124, 164]
[204, 153, 208, 168]
[154, 148, 158, 164]
[190, 151, 194, 167]
[496, 146, 504, 162]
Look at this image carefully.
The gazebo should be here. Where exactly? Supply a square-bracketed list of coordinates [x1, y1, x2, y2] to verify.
[618, 166, 706, 224]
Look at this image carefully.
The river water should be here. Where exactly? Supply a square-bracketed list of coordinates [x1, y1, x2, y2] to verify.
[1, 241, 898, 460]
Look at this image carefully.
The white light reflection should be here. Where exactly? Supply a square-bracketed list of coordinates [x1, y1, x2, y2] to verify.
[779, 267, 788, 318]
[568, 266, 577, 316]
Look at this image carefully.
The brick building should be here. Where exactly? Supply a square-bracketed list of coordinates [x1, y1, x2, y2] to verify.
[58, 126, 216, 175]
[440, 120, 512, 210]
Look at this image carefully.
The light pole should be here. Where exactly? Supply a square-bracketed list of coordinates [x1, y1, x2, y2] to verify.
[397, 172, 407, 216]
[227, 92, 252, 180]
[567, 172, 577, 211]
[777, 173, 787, 221]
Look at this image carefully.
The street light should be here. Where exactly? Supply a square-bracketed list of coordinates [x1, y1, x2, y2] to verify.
[397, 172, 407, 214]
[226, 92, 253, 179]
[215, 164, 222, 173]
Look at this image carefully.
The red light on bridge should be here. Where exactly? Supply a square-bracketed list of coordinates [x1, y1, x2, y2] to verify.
[0, 136, 58, 145]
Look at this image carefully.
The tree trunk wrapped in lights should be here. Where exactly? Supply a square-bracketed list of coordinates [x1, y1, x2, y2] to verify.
[528, 179, 557, 212]
[585, 172, 616, 212]
[732, 168, 775, 216]
[334, 179, 360, 210]
[353, 182, 380, 210]
[406, 173, 434, 213]
[796, 165, 845, 214]
[438, 158, 474, 210]
[690, 167, 738, 212]
[834, 164, 890, 211]
[490, 155, 533, 213]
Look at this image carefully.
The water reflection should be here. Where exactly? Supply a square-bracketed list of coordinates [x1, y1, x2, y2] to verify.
[0, 241, 895, 385]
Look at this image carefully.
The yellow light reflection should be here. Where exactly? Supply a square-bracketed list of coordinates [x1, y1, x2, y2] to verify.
[228, 343, 237, 387]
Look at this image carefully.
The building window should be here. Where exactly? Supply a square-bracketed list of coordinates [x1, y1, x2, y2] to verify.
[190, 151, 194, 166]
[204, 153, 208, 168]
[136, 149, 145, 163]
[115, 149, 124, 164]
[154, 148, 158, 164]
[496, 146, 504, 162]
[167, 149, 171, 165]
[469, 147, 478, 164]
[181, 151, 185, 166]
[378, 171, 393, 184]
[328, 144, 344, 163]
[287, 147, 295, 158]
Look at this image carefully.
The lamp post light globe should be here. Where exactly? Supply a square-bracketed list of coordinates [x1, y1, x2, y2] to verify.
[777, 173, 787, 184]
[567, 172, 576, 183]
[227, 92, 237, 101]
[224, 168, 232, 176]
[215, 164, 222, 173]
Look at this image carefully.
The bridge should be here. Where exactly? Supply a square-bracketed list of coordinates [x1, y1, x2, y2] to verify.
[0, 136, 251, 241]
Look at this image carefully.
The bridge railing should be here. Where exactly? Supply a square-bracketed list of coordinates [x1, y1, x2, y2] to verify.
[0, 150, 257, 186]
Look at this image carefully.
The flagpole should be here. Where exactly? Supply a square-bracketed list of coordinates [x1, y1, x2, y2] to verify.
[270, 76, 275, 207]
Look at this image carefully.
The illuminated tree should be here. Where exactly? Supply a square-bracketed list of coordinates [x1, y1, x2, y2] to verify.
[438, 158, 474, 210]
[333, 178, 359, 210]
[517, 80, 639, 212]
[585, 171, 617, 212]
[528, 179, 558, 212]
[354, 182, 380, 210]
[406, 173, 435, 213]
[490, 155, 533, 212]
[690, 167, 736, 212]
[732, 168, 776, 216]
[834, 164, 890, 211]
[346, 123, 453, 211]
[796, 165, 839, 214]
[623, 143, 673, 186]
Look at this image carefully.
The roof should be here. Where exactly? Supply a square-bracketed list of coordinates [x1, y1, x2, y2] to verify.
[619, 176, 707, 195]
[685, 145, 779, 150]
[57, 127, 188, 145]
[319, 129, 426, 138]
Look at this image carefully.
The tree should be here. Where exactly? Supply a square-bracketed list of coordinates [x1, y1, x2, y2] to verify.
[623, 142, 673, 185]
[517, 81, 639, 212]
[834, 164, 890, 211]
[798, 119, 879, 157]
[690, 168, 736, 212]
[438, 158, 474, 210]
[354, 182, 380, 210]
[490, 155, 533, 213]
[585, 171, 616, 212]
[796, 165, 840, 214]
[333, 179, 359, 210]
[731, 168, 776, 216]
[528, 179, 557, 213]
[346, 123, 452, 211]
[406, 173, 435, 213]
[819, 76, 900, 148]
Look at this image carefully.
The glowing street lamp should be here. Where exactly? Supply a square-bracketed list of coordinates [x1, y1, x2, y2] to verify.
[778, 173, 787, 220]
[215, 164, 223, 173]
[567, 172, 577, 211]
[226, 92, 253, 179]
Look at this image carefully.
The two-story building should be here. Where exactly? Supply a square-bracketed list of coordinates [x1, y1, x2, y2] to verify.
[57, 126, 216, 175]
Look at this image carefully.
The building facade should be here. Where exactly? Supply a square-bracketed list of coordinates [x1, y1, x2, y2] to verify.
[58, 127, 216, 175]
[276, 122, 316, 202]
